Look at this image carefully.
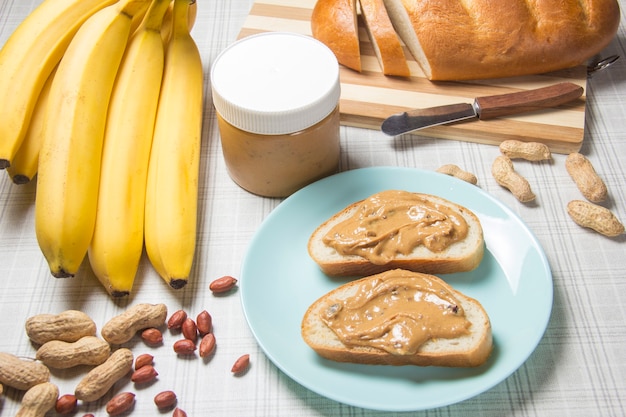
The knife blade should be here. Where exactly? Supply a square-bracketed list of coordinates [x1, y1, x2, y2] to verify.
[381, 82, 584, 136]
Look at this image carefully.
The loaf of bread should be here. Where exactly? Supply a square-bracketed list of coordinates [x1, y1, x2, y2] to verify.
[311, 0, 621, 80]
[384, 0, 620, 80]
[308, 190, 484, 277]
[301, 269, 493, 366]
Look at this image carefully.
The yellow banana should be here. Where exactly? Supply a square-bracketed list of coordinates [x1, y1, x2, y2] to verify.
[0, 0, 118, 169]
[6, 66, 58, 185]
[35, 0, 151, 278]
[88, 0, 171, 297]
[160, 0, 197, 45]
[145, 0, 203, 289]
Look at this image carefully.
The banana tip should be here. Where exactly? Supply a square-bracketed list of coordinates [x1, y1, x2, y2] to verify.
[11, 175, 32, 185]
[169, 279, 188, 290]
[51, 270, 75, 279]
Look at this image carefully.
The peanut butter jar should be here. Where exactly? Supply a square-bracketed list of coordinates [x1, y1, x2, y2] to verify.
[211, 32, 341, 197]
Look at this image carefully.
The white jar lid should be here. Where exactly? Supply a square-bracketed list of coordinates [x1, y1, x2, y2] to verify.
[211, 32, 341, 135]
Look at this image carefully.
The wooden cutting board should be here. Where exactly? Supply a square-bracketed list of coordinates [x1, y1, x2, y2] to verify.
[237, 0, 588, 154]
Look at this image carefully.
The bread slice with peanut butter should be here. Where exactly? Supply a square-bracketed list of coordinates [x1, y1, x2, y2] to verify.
[308, 190, 484, 277]
[301, 269, 493, 367]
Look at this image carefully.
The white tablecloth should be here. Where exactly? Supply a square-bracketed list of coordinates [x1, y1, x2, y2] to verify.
[0, 1, 624, 416]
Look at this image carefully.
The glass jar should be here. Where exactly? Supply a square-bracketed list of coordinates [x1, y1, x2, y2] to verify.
[211, 32, 341, 197]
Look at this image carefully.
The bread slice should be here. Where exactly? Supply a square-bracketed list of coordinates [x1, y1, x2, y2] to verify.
[382, 0, 621, 80]
[311, 0, 361, 72]
[301, 269, 493, 367]
[358, 0, 411, 76]
[308, 191, 484, 277]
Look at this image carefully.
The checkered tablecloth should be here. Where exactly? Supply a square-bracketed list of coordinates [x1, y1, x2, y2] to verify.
[0, 1, 624, 416]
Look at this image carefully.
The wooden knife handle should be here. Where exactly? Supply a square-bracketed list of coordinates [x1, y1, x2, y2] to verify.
[475, 82, 584, 120]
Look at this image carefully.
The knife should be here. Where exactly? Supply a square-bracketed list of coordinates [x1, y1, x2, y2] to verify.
[381, 82, 584, 136]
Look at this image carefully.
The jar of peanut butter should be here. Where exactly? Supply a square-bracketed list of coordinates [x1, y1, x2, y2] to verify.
[210, 32, 341, 197]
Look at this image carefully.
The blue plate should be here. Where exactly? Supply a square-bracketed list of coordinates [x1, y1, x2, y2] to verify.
[240, 167, 553, 412]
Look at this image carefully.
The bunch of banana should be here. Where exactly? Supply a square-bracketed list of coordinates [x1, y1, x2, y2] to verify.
[0, 0, 203, 297]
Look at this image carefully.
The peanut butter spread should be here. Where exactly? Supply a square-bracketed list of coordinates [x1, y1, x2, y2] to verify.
[322, 190, 469, 264]
[321, 270, 471, 355]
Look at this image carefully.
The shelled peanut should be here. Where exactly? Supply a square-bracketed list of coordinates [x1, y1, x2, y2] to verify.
[134, 353, 154, 370]
[131, 364, 158, 384]
[196, 310, 212, 336]
[167, 309, 187, 329]
[141, 328, 164, 346]
[199, 333, 216, 358]
[209, 275, 238, 293]
[173, 339, 197, 355]
[173, 408, 188, 417]
[182, 318, 198, 341]
[154, 390, 178, 409]
[231, 354, 250, 374]
[106, 392, 136, 416]
[55, 394, 78, 414]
